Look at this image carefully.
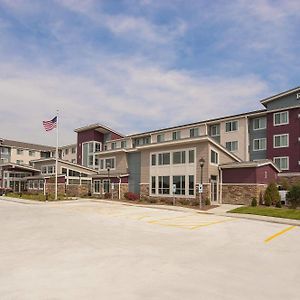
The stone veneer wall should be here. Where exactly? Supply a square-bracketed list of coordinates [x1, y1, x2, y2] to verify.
[45, 183, 66, 195]
[278, 175, 300, 186]
[222, 184, 267, 205]
[140, 183, 211, 205]
[92, 183, 129, 199]
[66, 184, 89, 197]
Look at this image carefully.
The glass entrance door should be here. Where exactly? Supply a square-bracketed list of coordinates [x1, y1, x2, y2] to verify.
[210, 176, 218, 203]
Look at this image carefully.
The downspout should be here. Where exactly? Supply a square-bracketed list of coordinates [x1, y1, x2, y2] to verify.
[245, 116, 249, 161]
[118, 176, 121, 200]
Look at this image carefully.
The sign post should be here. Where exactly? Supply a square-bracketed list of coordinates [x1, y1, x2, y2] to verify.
[111, 183, 114, 200]
[198, 183, 203, 208]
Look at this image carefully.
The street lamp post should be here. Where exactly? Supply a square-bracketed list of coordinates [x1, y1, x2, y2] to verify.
[199, 158, 205, 209]
[107, 163, 111, 195]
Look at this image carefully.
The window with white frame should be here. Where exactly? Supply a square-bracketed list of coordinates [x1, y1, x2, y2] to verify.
[151, 176, 156, 194]
[157, 134, 165, 143]
[94, 180, 101, 193]
[189, 175, 194, 195]
[274, 157, 289, 170]
[188, 150, 195, 163]
[72, 147, 76, 154]
[158, 176, 170, 194]
[190, 128, 199, 138]
[210, 149, 219, 164]
[16, 160, 23, 165]
[29, 150, 35, 157]
[98, 157, 116, 170]
[95, 143, 101, 152]
[225, 141, 238, 152]
[173, 151, 186, 164]
[151, 154, 156, 166]
[211, 124, 220, 136]
[225, 120, 238, 132]
[158, 153, 170, 165]
[173, 176, 185, 195]
[273, 134, 289, 148]
[17, 149, 23, 155]
[121, 141, 127, 148]
[253, 117, 266, 130]
[253, 138, 267, 151]
[111, 142, 116, 150]
[172, 131, 181, 140]
[274, 111, 289, 126]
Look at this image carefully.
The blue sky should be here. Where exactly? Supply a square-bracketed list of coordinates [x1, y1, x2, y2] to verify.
[0, 0, 299, 145]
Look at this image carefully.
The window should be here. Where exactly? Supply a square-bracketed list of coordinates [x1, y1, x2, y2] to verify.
[65, 149, 69, 155]
[111, 142, 116, 150]
[274, 111, 289, 126]
[253, 117, 266, 130]
[211, 124, 220, 136]
[158, 176, 170, 194]
[173, 176, 185, 195]
[190, 128, 199, 138]
[225, 141, 238, 152]
[151, 154, 156, 166]
[274, 157, 289, 170]
[121, 141, 127, 148]
[16, 160, 23, 165]
[189, 175, 194, 195]
[273, 134, 289, 148]
[253, 138, 267, 151]
[106, 158, 115, 169]
[225, 121, 238, 132]
[88, 142, 94, 153]
[158, 153, 170, 165]
[173, 151, 186, 164]
[88, 156, 93, 166]
[68, 169, 80, 177]
[188, 150, 195, 163]
[100, 159, 104, 170]
[71, 159, 76, 163]
[143, 137, 150, 144]
[62, 168, 67, 175]
[41, 166, 47, 174]
[210, 150, 219, 164]
[71, 147, 76, 154]
[157, 134, 164, 143]
[95, 143, 101, 152]
[39, 180, 44, 190]
[48, 166, 55, 174]
[17, 149, 23, 155]
[172, 131, 181, 140]
[151, 176, 156, 194]
[29, 150, 35, 157]
[94, 180, 101, 194]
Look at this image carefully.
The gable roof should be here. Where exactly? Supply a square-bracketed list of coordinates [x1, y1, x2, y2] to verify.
[0, 139, 55, 151]
[74, 123, 124, 137]
[260, 86, 300, 106]
[220, 160, 280, 173]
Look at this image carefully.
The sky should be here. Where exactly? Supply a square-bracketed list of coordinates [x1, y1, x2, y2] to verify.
[0, 0, 299, 146]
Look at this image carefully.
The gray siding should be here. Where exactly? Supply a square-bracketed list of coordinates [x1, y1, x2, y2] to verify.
[128, 152, 141, 194]
[265, 92, 300, 110]
[248, 117, 267, 161]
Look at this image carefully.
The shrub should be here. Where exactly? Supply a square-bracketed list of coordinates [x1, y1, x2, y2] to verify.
[264, 182, 280, 206]
[148, 197, 157, 204]
[251, 197, 257, 207]
[286, 184, 300, 209]
[278, 178, 291, 191]
[275, 200, 282, 208]
[104, 192, 112, 199]
[124, 192, 140, 201]
[205, 198, 211, 206]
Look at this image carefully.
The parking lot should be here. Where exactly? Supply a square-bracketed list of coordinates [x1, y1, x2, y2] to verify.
[0, 198, 299, 300]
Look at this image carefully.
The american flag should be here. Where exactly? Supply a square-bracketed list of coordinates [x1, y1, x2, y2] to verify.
[42, 116, 57, 131]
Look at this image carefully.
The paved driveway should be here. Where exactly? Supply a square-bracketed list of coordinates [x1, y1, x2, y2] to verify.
[0, 198, 299, 300]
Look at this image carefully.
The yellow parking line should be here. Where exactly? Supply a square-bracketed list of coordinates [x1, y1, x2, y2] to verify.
[264, 226, 296, 243]
[147, 214, 197, 224]
[190, 219, 235, 230]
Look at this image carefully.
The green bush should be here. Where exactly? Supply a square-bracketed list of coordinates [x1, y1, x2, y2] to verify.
[286, 184, 300, 209]
[251, 197, 257, 207]
[259, 191, 264, 206]
[264, 182, 280, 206]
[275, 201, 282, 208]
[205, 198, 211, 206]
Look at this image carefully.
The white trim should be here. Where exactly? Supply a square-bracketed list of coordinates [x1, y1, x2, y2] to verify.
[210, 147, 219, 166]
[253, 116, 267, 130]
[260, 87, 300, 104]
[273, 111, 289, 126]
[225, 120, 239, 133]
[273, 134, 289, 148]
[278, 172, 300, 177]
[222, 183, 267, 186]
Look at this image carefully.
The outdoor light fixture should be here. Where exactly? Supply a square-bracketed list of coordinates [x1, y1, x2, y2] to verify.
[199, 157, 205, 208]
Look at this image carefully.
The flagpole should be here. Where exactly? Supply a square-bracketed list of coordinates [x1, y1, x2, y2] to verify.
[55, 110, 59, 200]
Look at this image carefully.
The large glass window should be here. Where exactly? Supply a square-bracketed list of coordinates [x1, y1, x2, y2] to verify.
[172, 131, 181, 140]
[151, 154, 156, 166]
[253, 138, 266, 151]
[253, 117, 266, 130]
[151, 176, 156, 194]
[211, 124, 220, 136]
[158, 176, 170, 194]
[173, 176, 185, 195]
[210, 150, 219, 164]
[121, 141, 127, 148]
[225, 141, 238, 152]
[95, 143, 101, 152]
[274, 111, 288, 126]
[274, 134, 289, 148]
[189, 175, 194, 195]
[274, 157, 289, 170]
[158, 153, 170, 165]
[225, 121, 238, 132]
[157, 134, 164, 143]
[94, 180, 101, 193]
[190, 128, 199, 138]
[188, 150, 195, 163]
[173, 151, 186, 164]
